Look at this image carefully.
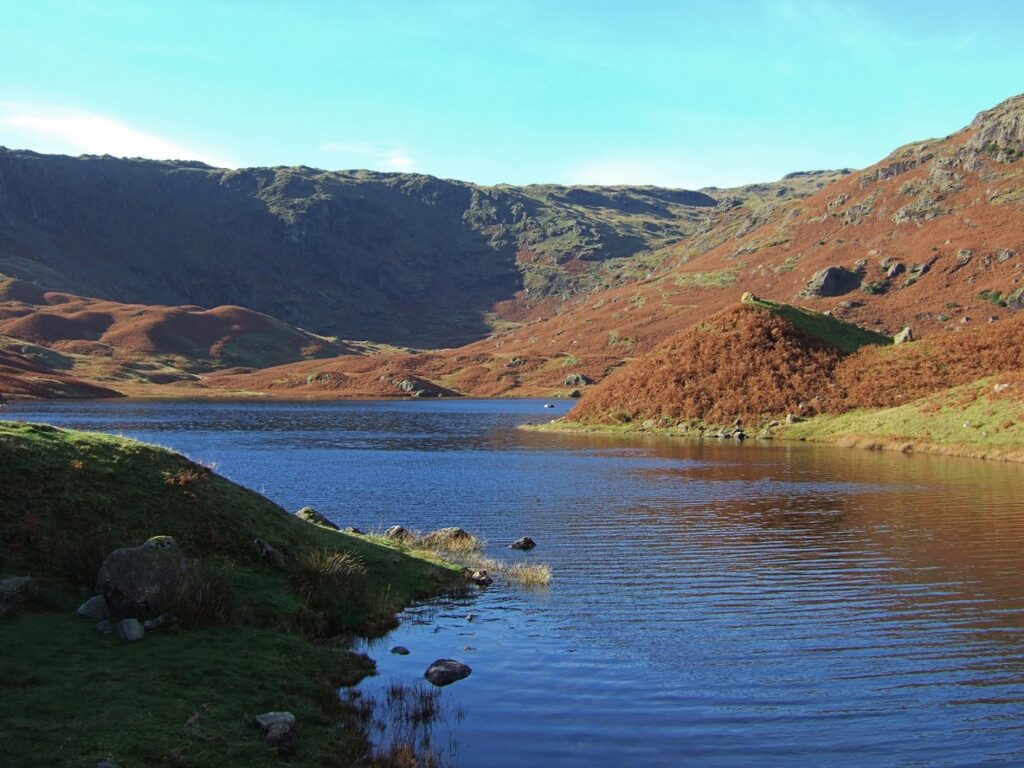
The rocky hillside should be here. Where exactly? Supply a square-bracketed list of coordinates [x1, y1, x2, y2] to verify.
[0, 149, 751, 347]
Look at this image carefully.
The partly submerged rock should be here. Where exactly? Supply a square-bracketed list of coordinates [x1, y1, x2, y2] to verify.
[391, 646, 411, 655]
[295, 507, 338, 530]
[468, 569, 493, 587]
[424, 659, 472, 687]
[509, 536, 537, 551]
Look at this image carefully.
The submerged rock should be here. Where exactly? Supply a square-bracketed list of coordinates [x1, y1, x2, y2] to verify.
[424, 659, 472, 687]
[390, 646, 410, 655]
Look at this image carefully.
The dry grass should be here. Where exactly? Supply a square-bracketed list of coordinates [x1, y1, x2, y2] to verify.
[505, 562, 553, 588]
[292, 548, 367, 607]
[416, 528, 483, 556]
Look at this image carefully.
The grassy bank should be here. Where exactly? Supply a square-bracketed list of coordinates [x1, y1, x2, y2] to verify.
[0, 421, 464, 767]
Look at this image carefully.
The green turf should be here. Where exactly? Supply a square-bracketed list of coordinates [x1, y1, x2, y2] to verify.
[0, 421, 463, 767]
[744, 295, 892, 353]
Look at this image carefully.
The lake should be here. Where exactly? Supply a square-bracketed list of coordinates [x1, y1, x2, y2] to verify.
[5, 398, 1024, 767]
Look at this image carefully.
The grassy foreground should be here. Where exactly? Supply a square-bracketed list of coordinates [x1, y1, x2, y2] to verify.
[0, 421, 463, 767]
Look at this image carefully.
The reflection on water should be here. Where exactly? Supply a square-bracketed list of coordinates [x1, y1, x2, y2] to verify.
[6, 399, 1024, 767]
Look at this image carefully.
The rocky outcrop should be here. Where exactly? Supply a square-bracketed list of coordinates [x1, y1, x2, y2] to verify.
[295, 507, 338, 530]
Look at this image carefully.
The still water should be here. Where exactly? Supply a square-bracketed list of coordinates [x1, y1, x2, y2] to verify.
[6, 398, 1024, 767]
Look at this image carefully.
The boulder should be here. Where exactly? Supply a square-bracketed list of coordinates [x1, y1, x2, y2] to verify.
[343, 526, 364, 535]
[253, 538, 285, 567]
[893, 327, 914, 344]
[383, 525, 415, 543]
[76, 595, 110, 622]
[424, 659, 472, 687]
[97, 542, 196, 618]
[468, 569, 493, 587]
[295, 507, 338, 530]
[0, 576, 37, 616]
[254, 712, 298, 756]
[801, 266, 861, 297]
[567, 389, 582, 399]
[96, 620, 114, 636]
[116, 618, 145, 642]
[509, 536, 536, 551]
[1007, 288, 1024, 310]
[563, 372, 592, 387]
[886, 262, 906, 279]
[390, 646, 410, 655]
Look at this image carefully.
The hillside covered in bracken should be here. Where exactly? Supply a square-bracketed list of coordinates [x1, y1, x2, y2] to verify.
[0, 93, 1023, 404]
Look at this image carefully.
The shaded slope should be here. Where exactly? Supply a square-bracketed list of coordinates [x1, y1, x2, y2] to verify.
[0, 151, 724, 347]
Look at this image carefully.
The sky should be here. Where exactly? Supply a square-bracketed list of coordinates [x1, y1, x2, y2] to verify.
[1, 0, 1023, 189]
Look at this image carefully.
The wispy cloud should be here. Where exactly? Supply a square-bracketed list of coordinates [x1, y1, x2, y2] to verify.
[0, 102, 233, 167]
[319, 140, 416, 171]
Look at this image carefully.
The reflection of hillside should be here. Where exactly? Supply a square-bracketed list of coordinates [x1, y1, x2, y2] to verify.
[522, 427, 1024, 624]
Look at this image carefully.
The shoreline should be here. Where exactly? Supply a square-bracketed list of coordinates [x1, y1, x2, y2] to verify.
[524, 418, 1024, 464]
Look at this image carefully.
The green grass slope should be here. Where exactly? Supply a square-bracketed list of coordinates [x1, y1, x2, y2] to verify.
[0, 421, 463, 767]
[742, 294, 892, 354]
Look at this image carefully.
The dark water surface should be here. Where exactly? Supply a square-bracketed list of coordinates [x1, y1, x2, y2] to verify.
[6, 398, 1024, 767]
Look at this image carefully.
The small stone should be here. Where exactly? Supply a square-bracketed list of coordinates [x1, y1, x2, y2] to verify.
[465, 613, 476, 622]
[468, 569, 493, 587]
[994, 383, 1010, 393]
[343, 526, 364, 535]
[96, 620, 114, 636]
[116, 618, 145, 642]
[390, 646, 410, 655]
[143, 613, 178, 633]
[76, 595, 110, 622]
[424, 659, 472, 687]
[786, 413, 802, 425]
[509, 536, 536, 551]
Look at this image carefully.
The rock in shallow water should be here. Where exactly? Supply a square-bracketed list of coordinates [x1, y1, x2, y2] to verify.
[509, 536, 536, 550]
[424, 659, 472, 687]
[391, 645, 410, 655]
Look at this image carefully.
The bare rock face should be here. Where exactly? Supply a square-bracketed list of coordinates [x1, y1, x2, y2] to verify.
[424, 659, 472, 687]
[801, 267, 861, 298]
[967, 95, 1024, 162]
[96, 540, 196, 619]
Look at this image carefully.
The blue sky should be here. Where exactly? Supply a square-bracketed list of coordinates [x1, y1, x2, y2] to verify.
[1, 1, 1022, 188]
